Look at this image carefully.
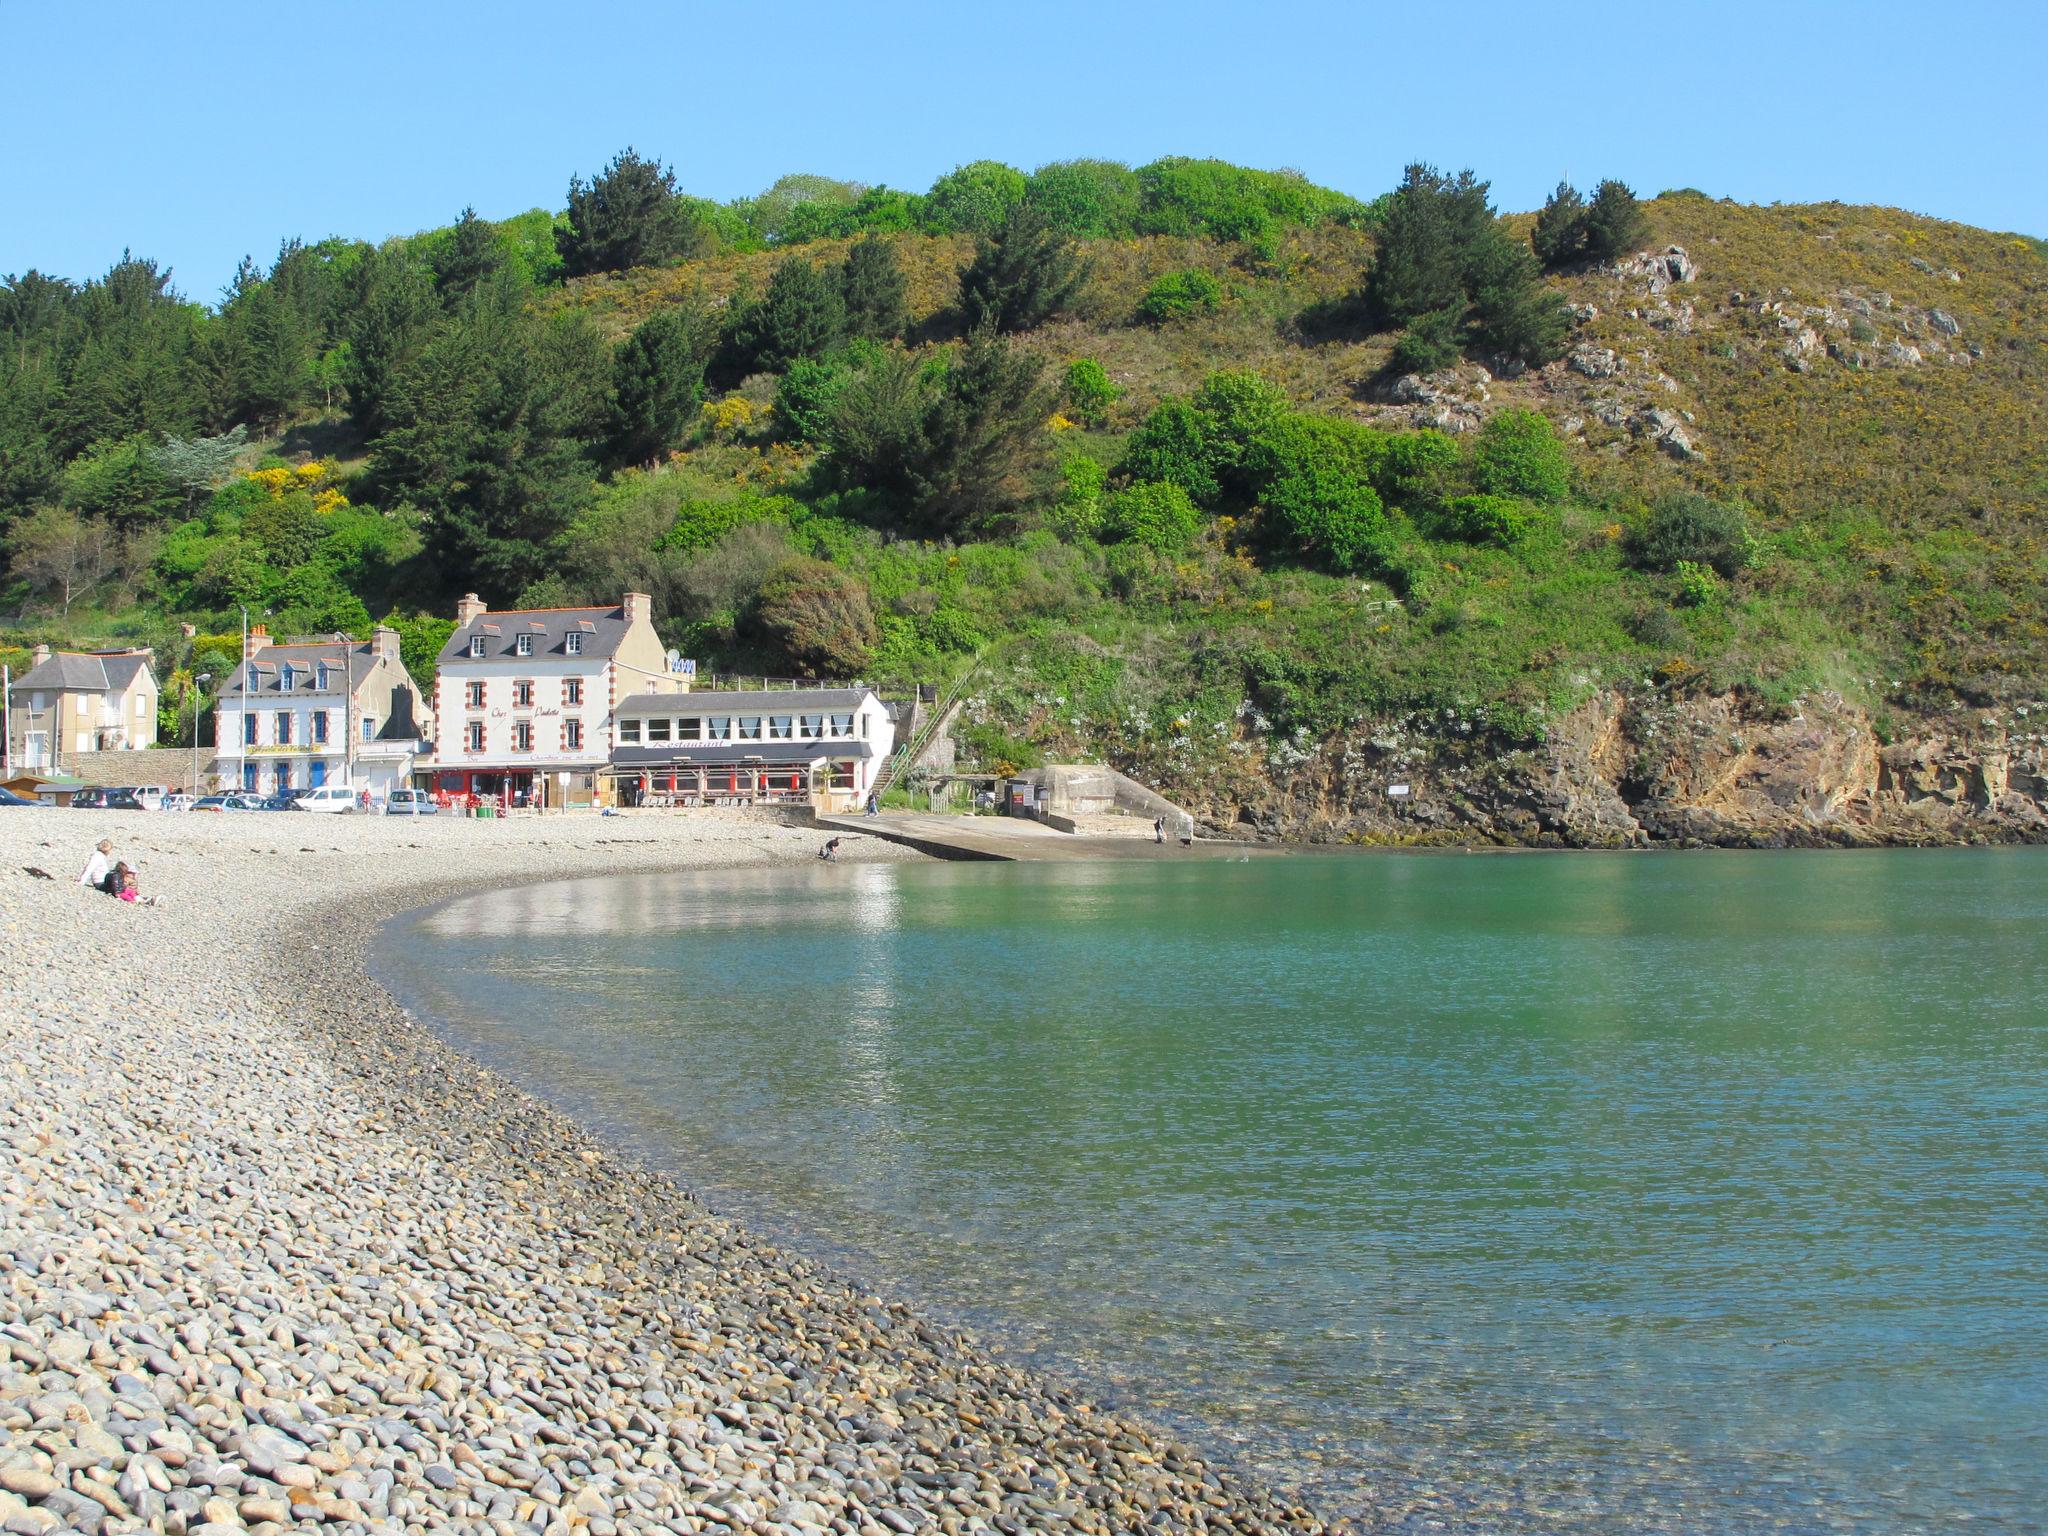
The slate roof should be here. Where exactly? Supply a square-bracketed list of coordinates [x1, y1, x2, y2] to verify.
[611, 742, 875, 770]
[222, 643, 375, 699]
[11, 651, 153, 695]
[438, 606, 632, 666]
[615, 687, 875, 716]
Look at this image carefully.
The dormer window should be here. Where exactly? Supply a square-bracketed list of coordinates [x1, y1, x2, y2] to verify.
[565, 632, 582, 656]
[315, 663, 330, 690]
[279, 664, 295, 692]
[469, 636, 485, 658]
[515, 633, 534, 657]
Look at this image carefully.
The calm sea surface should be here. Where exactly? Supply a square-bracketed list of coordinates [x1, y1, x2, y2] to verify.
[374, 850, 2048, 1533]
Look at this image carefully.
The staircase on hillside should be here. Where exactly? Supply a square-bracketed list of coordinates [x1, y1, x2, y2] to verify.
[871, 665, 979, 803]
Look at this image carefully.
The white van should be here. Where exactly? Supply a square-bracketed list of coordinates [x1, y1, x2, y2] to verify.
[291, 785, 360, 814]
[129, 785, 172, 811]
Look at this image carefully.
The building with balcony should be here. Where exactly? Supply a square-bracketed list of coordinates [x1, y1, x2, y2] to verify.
[427, 592, 672, 808]
[213, 625, 430, 796]
[607, 687, 895, 811]
[6, 646, 159, 770]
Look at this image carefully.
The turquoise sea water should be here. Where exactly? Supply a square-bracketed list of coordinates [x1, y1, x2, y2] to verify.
[375, 850, 2048, 1532]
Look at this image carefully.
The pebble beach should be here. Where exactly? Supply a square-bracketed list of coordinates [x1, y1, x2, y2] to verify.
[0, 808, 1337, 1536]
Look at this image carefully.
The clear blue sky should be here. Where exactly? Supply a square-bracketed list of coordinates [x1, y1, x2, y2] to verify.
[4, 0, 2041, 304]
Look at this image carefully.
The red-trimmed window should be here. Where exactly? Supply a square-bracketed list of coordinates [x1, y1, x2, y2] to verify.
[514, 721, 533, 752]
[512, 679, 534, 708]
[466, 680, 486, 708]
[465, 721, 484, 752]
[564, 719, 583, 751]
[564, 678, 583, 706]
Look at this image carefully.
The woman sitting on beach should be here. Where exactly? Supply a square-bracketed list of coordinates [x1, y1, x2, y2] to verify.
[113, 863, 161, 907]
[79, 839, 117, 894]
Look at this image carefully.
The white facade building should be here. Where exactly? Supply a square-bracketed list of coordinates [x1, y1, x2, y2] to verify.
[608, 687, 896, 812]
[428, 592, 673, 808]
[214, 626, 431, 797]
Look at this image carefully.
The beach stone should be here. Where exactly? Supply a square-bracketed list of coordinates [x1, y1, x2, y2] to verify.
[0, 1473, 55, 1501]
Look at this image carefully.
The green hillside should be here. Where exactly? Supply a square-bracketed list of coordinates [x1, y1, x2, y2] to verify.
[4, 152, 2043, 787]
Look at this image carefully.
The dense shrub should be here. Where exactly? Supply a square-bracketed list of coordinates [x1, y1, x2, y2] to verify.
[1582, 180, 1651, 261]
[1190, 370, 1289, 492]
[1439, 493, 1542, 548]
[556, 148, 710, 276]
[1026, 160, 1142, 237]
[1102, 480, 1202, 551]
[1628, 602, 1691, 651]
[1134, 158, 1365, 242]
[1377, 430, 1461, 514]
[1626, 491, 1755, 577]
[1135, 268, 1224, 325]
[839, 235, 908, 340]
[1388, 306, 1464, 373]
[925, 160, 1028, 234]
[1531, 182, 1588, 268]
[1471, 408, 1570, 502]
[774, 355, 847, 443]
[1046, 455, 1108, 539]
[656, 494, 798, 554]
[753, 558, 880, 674]
[1672, 559, 1723, 607]
[1244, 412, 1386, 493]
[1264, 463, 1389, 574]
[1120, 398, 1220, 502]
[1063, 358, 1123, 426]
[725, 255, 845, 373]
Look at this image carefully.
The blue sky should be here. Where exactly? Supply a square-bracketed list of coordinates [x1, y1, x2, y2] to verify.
[4, 0, 2041, 303]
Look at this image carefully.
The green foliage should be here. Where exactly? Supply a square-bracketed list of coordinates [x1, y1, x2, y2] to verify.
[753, 559, 880, 674]
[739, 174, 865, 243]
[726, 255, 845, 373]
[241, 489, 325, 567]
[775, 354, 849, 444]
[1531, 182, 1588, 268]
[656, 494, 798, 554]
[58, 435, 176, 527]
[1471, 408, 1571, 503]
[1190, 370, 1290, 493]
[556, 148, 710, 277]
[1582, 180, 1652, 261]
[925, 160, 1028, 235]
[609, 306, 708, 465]
[1103, 480, 1202, 551]
[1046, 455, 1108, 539]
[1388, 306, 1464, 374]
[1134, 158, 1364, 242]
[1468, 237, 1570, 365]
[1264, 462, 1389, 573]
[839, 235, 908, 340]
[1062, 358, 1123, 426]
[1135, 268, 1223, 325]
[1026, 160, 1142, 237]
[383, 613, 455, 693]
[1672, 559, 1722, 607]
[776, 186, 928, 245]
[1439, 493, 1542, 548]
[960, 202, 1088, 334]
[1120, 397, 1220, 502]
[1625, 491, 1756, 578]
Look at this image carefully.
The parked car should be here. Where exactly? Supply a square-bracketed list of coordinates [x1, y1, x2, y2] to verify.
[254, 793, 300, 811]
[103, 789, 146, 810]
[193, 794, 259, 813]
[129, 785, 172, 810]
[73, 787, 143, 810]
[384, 789, 438, 817]
[291, 785, 360, 813]
[0, 786, 35, 807]
[162, 794, 195, 812]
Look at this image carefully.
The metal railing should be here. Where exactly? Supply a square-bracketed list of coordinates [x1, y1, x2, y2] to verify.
[870, 660, 982, 803]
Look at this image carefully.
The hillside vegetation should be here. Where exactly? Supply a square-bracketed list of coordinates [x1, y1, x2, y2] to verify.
[3, 151, 2043, 789]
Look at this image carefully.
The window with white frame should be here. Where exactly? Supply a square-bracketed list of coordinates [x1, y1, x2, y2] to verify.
[361, 716, 376, 741]
[466, 680, 485, 708]
[830, 712, 854, 737]
[465, 721, 484, 752]
[316, 663, 330, 690]
[564, 678, 582, 705]
[565, 632, 583, 655]
[678, 717, 702, 740]
[705, 715, 732, 741]
[469, 636, 485, 658]
[564, 719, 583, 751]
[645, 718, 672, 743]
[513, 680, 534, 707]
[738, 716, 762, 740]
[617, 719, 642, 744]
[515, 633, 533, 657]
[799, 713, 822, 738]
[768, 715, 793, 739]
[514, 721, 533, 751]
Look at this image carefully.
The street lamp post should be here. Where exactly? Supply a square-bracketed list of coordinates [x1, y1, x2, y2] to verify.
[190, 673, 212, 794]
[237, 604, 250, 796]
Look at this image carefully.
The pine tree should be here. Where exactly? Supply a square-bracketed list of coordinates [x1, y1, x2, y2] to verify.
[608, 308, 707, 465]
[839, 235, 908, 340]
[910, 328, 1056, 533]
[1470, 232, 1571, 367]
[1582, 180, 1652, 262]
[1361, 164, 1492, 329]
[432, 208, 505, 301]
[341, 248, 442, 439]
[556, 148, 710, 277]
[727, 256, 845, 373]
[958, 203, 1087, 334]
[1530, 181, 1588, 269]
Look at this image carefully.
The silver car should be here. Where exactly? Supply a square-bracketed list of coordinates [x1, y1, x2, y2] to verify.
[384, 789, 439, 816]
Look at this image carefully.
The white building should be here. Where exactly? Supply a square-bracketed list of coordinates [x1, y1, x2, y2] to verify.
[7, 646, 159, 769]
[214, 626, 431, 797]
[427, 592, 672, 808]
[608, 687, 896, 812]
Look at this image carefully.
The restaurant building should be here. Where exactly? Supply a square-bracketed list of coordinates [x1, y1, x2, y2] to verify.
[429, 592, 674, 808]
[607, 687, 895, 812]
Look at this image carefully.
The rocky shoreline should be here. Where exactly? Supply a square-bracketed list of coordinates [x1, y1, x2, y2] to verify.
[0, 810, 1336, 1536]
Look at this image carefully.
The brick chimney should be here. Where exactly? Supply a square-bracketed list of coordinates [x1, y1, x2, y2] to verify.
[32, 643, 51, 666]
[455, 593, 488, 627]
[371, 624, 401, 664]
[245, 624, 271, 659]
[621, 591, 651, 626]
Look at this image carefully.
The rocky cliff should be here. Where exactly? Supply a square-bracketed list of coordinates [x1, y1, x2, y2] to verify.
[1210, 692, 2048, 848]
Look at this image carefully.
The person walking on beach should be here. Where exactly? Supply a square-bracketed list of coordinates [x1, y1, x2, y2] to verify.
[79, 839, 116, 894]
[819, 836, 844, 862]
[1152, 815, 1166, 844]
[1178, 813, 1195, 847]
